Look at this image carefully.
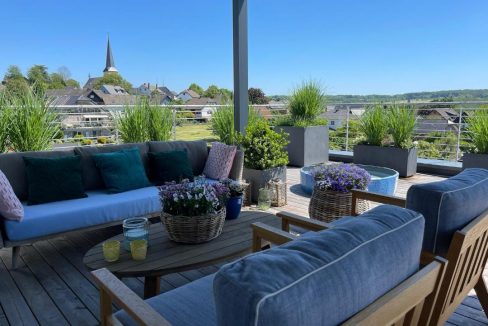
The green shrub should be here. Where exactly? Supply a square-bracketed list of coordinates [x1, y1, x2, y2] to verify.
[387, 104, 416, 148]
[277, 80, 327, 127]
[117, 98, 172, 143]
[359, 104, 389, 146]
[81, 139, 92, 146]
[237, 119, 289, 170]
[211, 106, 262, 145]
[97, 136, 108, 144]
[0, 93, 11, 152]
[5, 85, 60, 152]
[466, 109, 488, 154]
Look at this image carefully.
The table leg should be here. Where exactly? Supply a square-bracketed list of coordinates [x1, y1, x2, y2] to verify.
[144, 276, 161, 299]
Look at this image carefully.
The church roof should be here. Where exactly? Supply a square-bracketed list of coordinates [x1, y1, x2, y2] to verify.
[103, 37, 118, 73]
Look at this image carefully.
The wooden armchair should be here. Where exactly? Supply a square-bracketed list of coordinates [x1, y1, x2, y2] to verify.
[351, 189, 488, 325]
[252, 220, 448, 325]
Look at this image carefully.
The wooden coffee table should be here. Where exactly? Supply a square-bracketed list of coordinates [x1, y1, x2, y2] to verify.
[83, 211, 280, 298]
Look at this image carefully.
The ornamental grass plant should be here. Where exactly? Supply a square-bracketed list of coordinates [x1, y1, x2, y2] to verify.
[211, 105, 262, 145]
[466, 109, 488, 154]
[358, 104, 389, 146]
[387, 104, 416, 149]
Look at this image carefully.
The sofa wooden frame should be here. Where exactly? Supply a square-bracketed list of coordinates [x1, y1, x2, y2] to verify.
[350, 189, 488, 325]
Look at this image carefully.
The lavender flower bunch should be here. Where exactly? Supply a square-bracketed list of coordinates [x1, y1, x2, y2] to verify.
[220, 178, 246, 197]
[311, 164, 371, 193]
[159, 180, 230, 216]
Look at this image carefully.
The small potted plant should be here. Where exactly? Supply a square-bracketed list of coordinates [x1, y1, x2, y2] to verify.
[354, 104, 417, 177]
[463, 109, 488, 169]
[309, 163, 371, 222]
[159, 179, 230, 243]
[239, 119, 289, 202]
[221, 178, 246, 220]
[275, 80, 328, 167]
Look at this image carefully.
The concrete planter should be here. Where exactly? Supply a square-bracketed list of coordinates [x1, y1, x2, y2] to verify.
[462, 153, 488, 169]
[243, 166, 286, 203]
[353, 145, 417, 177]
[275, 126, 329, 167]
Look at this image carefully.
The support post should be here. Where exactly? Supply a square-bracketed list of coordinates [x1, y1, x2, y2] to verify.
[233, 0, 249, 134]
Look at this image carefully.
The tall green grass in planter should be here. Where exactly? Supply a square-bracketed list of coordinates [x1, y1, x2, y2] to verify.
[6, 86, 60, 152]
[211, 106, 262, 145]
[466, 109, 488, 154]
[387, 104, 416, 148]
[0, 92, 11, 152]
[147, 104, 172, 141]
[359, 104, 389, 146]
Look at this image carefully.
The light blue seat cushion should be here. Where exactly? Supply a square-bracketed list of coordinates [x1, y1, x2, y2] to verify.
[407, 168, 488, 256]
[4, 187, 160, 241]
[214, 205, 424, 326]
[115, 274, 216, 326]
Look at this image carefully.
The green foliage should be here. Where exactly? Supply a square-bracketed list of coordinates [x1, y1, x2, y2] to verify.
[0, 93, 11, 152]
[203, 85, 220, 98]
[219, 88, 233, 104]
[97, 136, 109, 144]
[81, 139, 93, 146]
[387, 104, 416, 148]
[117, 98, 172, 143]
[237, 119, 289, 170]
[4, 65, 23, 80]
[329, 120, 362, 150]
[277, 80, 326, 127]
[248, 88, 269, 105]
[210, 106, 262, 145]
[65, 79, 80, 88]
[417, 140, 441, 159]
[358, 104, 389, 146]
[3, 85, 60, 152]
[188, 83, 204, 95]
[93, 72, 132, 92]
[27, 65, 50, 94]
[466, 110, 488, 154]
[49, 73, 66, 89]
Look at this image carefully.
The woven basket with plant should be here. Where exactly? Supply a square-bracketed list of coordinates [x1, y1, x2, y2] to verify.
[159, 180, 230, 244]
[309, 164, 371, 222]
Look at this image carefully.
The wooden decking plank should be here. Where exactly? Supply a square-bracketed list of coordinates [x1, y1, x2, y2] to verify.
[32, 240, 100, 317]
[0, 249, 68, 326]
[20, 245, 98, 325]
[179, 269, 207, 282]
[0, 249, 39, 326]
[161, 272, 192, 288]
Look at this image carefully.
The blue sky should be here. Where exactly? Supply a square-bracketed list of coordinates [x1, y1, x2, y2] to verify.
[0, 0, 487, 95]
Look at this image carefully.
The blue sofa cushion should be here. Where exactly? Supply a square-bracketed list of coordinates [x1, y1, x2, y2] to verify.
[214, 205, 424, 326]
[406, 168, 488, 256]
[3, 187, 160, 241]
[115, 274, 216, 326]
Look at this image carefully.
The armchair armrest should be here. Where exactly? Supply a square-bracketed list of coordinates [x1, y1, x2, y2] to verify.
[276, 211, 330, 232]
[351, 189, 406, 216]
[92, 268, 171, 326]
[251, 222, 298, 252]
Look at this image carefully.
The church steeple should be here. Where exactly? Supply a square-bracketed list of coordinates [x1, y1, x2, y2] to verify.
[103, 36, 118, 73]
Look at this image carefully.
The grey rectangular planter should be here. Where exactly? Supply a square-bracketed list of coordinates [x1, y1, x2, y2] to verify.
[353, 145, 417, 177]
[275, 126, 329, 167]
[462, 153, 488, 169]
[243, 166, 286, 203]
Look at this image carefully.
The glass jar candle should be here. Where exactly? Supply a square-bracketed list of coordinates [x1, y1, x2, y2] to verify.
[258, 188, 271, 211]
[123, 217, 150, 251]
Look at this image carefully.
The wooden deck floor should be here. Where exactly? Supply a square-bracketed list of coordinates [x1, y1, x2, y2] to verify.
[0, 168, 486, 325]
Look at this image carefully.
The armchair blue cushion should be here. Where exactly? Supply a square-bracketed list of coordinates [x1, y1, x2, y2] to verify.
[214, 205, 424, 326]
[406, 168, 488, 256]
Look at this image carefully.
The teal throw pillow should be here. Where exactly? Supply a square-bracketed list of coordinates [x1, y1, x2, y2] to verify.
[148, 150, 194, 185]
[23, 156, 87, 205]
[93, 148, 151, 193]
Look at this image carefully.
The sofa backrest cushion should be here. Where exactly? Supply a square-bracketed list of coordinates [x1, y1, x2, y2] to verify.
[214, 205, 424, 326]
[74, 143, 149, 190]
[148, 140, 208, 176]
[0, 149, 75, 201]
[406, 168, 488, 256]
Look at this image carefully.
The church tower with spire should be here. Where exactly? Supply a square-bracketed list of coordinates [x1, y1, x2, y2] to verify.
[103, 36, 118, 73]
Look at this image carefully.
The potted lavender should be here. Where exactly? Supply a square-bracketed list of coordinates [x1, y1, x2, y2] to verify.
[159, 180, 230, 243]
[221, 178, 246, 220]
[309, 164, 371, 222]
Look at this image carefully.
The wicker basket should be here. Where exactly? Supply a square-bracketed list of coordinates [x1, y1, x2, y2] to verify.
[309, 188, 369, 223]
[268, 179, 287, 207]
[160, 209, 226, 244]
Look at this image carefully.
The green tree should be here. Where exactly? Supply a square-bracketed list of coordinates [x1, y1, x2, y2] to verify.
[219, 88, 233, 104]
[4, 65, 23, 80]
[65, 79, 80, 88]
[93, 72, 132, 92]
[248, 88, 269, 104]
[27, 65, 50, 93]
[189, 83, 204, 95]
[3, 65, 29, 97]
[49, 73, 66, 89]
[203, 85, 220, 98]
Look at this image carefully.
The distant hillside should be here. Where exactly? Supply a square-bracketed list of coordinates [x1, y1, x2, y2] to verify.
[270, 89, 488, 103]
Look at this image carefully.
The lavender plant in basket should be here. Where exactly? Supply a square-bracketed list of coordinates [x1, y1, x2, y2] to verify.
[311, 164, 371, 193]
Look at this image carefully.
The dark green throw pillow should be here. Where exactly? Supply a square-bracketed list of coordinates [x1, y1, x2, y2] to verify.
[93, 148, 151, 193]
[148, 150, 194, 185]
[23, 156, 87, 205]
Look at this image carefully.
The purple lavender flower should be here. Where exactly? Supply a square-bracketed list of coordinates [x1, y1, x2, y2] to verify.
[311, 164, 371, 193]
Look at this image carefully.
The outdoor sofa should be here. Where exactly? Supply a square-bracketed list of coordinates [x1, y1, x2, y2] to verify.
[0, 140, 243, 267]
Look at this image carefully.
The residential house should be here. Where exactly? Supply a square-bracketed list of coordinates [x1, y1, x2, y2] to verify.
[100, 84, 129, 95]
[186, 97, 219, 121]
[177, 89, 200, 102]
[415, 108, 469, 135]
[322, 105, 365, 130]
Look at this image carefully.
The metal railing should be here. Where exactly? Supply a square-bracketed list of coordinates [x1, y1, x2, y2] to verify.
[53, 101, 488, 162]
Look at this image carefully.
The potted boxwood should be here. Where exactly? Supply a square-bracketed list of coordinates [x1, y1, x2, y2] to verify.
[354, 104, 417, 177]
[239, 119, 289, 202]
[275, 80, 328, 167]
[463, 109, 488, 169]
[221, 178, 246, 220]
